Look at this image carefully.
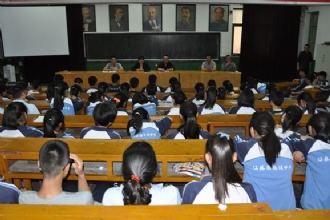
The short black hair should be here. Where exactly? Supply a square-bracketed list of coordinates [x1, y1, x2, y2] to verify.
[138, 56, 144, 60]
[305, 73, 315, 82]
[93, 102, 117, 126]
[112, 74, 120, 83]
[169, 77, 178, 85]
[2, 102, 27, 129]
[111, 55, 116, 59]
[32, 80, 41, 90]
[269, 91, 284, 106]
[318, 71, 327, 78]
[39, 140, 70, 178]
[238, 89, 254, 108]
[11, 85, 25, 99]
[146, 83, 157, 96]
[305, 44, 310, 47]
[132, 92, 149, 106]
[88, 76, 98, 86]
[148, 74, 157, 84]
[74, 77, 83, 84]
[171, 90, 187, 105]
[130, 77, 139, 89]
[208, 79, 217, 88]
[54, 74, 64, 83]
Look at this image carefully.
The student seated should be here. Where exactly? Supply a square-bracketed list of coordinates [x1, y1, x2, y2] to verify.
[0, 181, 21, 204]
[166, 90, 187, 115]
[228, 89, 256, 114]
[0, 102, 43, 137]
[108, 74, 121, 92]
[222, 80, 235, 95]
[127, 107, 172, 139]
[86, 76, 98, 94]
[290, 69, 307, 93]
[275, 105, 302, 139]
[102, 141, 181, 205]
[163, 81, 182, 102]
[182, 136, 257, 204]
[0, 83, 10, 102]
[27, 80, 41, 96]
[291, 73, 315, 96]
[314, 71, 328, 87]
[132, 92, 156, 116]
[12, 85, 40, 114]
[120, 82, 131, 99]
[268, 91, 284, 115]
[43, 109, 74, 139]
[142, 74, 163, 92]
[86, 91, 104, 115]
[146, 83, 159, 106]
[164, 77, 178, 93]
[71, 77, 85, 92]
[198, 87, 225, 115]
[112, 92, 129, 115]
[167, 102, 211, 139]
[316, 93, 330, 113]
[292, 113, 330, 209]
[98, 82, 112, 101]
[50, 82, 75, 115]
[129, 77, 140, 93]
[297, 92, 316, 114]
[207, 79, 217, 88]
[54, 74, 64, 84]
[46, 83, 55, 101]
[190, 82, 205, 105]
[19, 140, 93, 205]
[81, 102, 120, 139]
[233, 112, 296, 210]
[68, 85, 84, 113]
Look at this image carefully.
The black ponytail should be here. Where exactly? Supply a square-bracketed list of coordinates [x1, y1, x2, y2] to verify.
[179, 102, 201, 139]
[281, 105, 302, 133]
[54, 82, 69, 110]
[194, 82, 205, 101]
[127, 108, 149, 136]
[43, 109, 65, 138]
[308, 112, 330, 143]
[297, 92, 315, 114]
[204, 86, 217, 109]
[250, 112, 281, 167]
[123, 180, 151, 205]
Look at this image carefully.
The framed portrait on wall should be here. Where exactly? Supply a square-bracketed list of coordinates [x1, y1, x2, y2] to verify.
[209, 5, 229, 32]
[176, 4, 196, 31]
[82, 5, 96, 32]
[142, 5, 162, 32]
[109, 5, 129, 32]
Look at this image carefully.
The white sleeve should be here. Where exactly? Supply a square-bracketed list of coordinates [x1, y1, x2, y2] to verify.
[102, 186, 124, 206]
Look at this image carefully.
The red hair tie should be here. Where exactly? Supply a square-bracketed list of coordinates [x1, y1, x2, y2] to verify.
[113, 97, 120, 103]
[131, 174, 140, 183]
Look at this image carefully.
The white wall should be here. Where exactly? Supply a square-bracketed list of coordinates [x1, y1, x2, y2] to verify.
[94, 3, 242, 56]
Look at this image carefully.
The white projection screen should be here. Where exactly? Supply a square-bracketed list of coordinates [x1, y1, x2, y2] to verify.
[0, 6, 69, 57]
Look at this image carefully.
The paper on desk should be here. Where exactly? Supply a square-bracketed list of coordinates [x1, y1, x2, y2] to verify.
[230, 101, 237, 104]
[34, 116, 44, 123]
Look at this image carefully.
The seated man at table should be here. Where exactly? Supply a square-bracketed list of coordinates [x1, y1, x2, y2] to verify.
[201, 55, 216, 72]
[12, 85, 40, 114]
[131, 56, 151, 72]
[157, 55, 175, 72]
[19, 140, 93, 205]
[103, 56, 124, 71]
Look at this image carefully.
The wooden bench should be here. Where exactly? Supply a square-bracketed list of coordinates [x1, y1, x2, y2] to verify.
[0, 138, 306, 191]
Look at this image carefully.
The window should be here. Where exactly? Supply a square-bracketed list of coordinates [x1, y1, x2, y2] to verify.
[232, 8, 243, 55]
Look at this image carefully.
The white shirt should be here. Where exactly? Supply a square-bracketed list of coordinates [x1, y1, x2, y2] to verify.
[13, 100, 40, 114]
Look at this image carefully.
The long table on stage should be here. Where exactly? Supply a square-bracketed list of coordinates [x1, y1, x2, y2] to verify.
[56, 71, 241, 89]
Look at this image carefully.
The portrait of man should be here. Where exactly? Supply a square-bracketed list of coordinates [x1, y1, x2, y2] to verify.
[209, 5, 229, 32]
[82, 5, 96, 32]
[109, 5, 129, 32]
[176, 5, 196, 31]
[142, 5, 162, 32]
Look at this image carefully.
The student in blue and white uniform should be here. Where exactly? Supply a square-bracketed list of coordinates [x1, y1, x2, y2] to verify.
[0, 181, 21, 204]
[167, 102, 211, 139]
[162, 81, 181, 102]
[228, 89, 256, 114]
[163, 77, 178, 93]
[50, 82, 75, 115]
[291, 113, 330, 209]
[98, 82, 112, 101]
[198, 87, 225, 115]
[68, 85, 84, 113]
[43, 109, 74, 139]
[86, 91, 104, 115]
[86, 76, 98, 94]
[81, 102, 120, 139]
[127, 107, 172, 139]
[268, 91, 284, 115]
[112, 92, 129, 116]
[141, 74, 163, 93]
[166, 90, 186, 115]
[190, 82, 205, 106]
[12, 85, 40, 115]
[182, 136, 257, 204]
[275, 105, 302, 139]
[132, 92, 156, 116]
[146, 83, 159, 106]
[297, 92, 317, 115]
[102, 142, 181, 205]
[0, 102, 43, 137]
[233, 112, 295, 210]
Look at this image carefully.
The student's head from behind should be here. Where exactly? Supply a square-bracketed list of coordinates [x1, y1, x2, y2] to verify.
[111, 73, 120, 84]
[2, 102, 28, 129]
[238, 89, 254, 108]
[130, 77, 140, 89]
[120, 83, 131, 94]
[266, 82, 277, 94]
[46, 83, 55, 101]
[179, 101, 201, 139]
[122, 141, 157, 205]
[204, 135, 241, 203]
[54, 81, 69, 110]
[93, 102, 117, 127]
[54, 74, 64, 84]
[222, 80, 234, 93]
[171, 80, 181, 92]
[74, 77, 83, 85]
[11, 85, 26, 100]
[168, 77, 178, 87]
[194, 82, 205, 100]
[305, 73, 315, 85]
[281, 105, 302, 133]
[38, 140, 70, 179]
[88, 76, 98, 87]
[249, 112, 281, 167]
[98, 82, 109, 94]
[204, 86, 217, 109]
[127, 107, 149, 136]
[317, 71, 327, 81]
[88, 91, 104, 103]
[269, 91, 284, 107]
[146, 83, 157, 96]
[113, 92, 128, 108]
[148, 74, 157, 84]
[308, 112, 330, 143]
[70, 84, 82, 97]
[171, 90, 187, 105]
[43, 109, 65, 138]
[299, 69, 307, 78]
[297, 92, 315, 114]
[207, 79, 217, 88]
[32, 80, 41, 91]
[132, 92, 149, 106]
